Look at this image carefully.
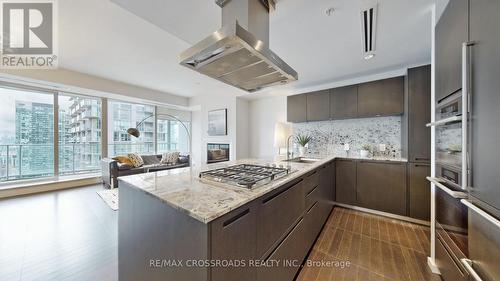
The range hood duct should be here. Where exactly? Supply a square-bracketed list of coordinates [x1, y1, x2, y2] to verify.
[179, 0, 298, 92]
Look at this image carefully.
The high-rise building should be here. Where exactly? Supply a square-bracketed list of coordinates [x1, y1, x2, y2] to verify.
[66, 97, 102, 174]
[15, 101, 54, 178]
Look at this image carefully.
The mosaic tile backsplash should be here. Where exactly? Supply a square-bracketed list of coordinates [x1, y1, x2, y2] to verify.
[292, 116, 402, 158]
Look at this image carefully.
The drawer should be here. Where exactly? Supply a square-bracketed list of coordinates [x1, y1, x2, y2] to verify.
[305, 184, 320, 210]
[303, 170, 319, 195]
[257, 179, 305, 258]
[304, 201, 323, 250]
[436, 237, 468, 281]
[258, 218, 308, 281]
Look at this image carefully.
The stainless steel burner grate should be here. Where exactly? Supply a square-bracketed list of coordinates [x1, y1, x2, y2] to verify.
[199, 164, 290, 189]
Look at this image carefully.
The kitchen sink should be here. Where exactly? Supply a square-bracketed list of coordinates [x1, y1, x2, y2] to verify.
[282, 157, 320, 164]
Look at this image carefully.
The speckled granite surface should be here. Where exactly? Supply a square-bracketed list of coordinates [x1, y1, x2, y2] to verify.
[118, 155, 407, 224]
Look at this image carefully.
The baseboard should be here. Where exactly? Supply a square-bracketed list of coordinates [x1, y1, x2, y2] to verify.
[427, 257, 441, 274]
[333, 202, 431, 226]
[0, 176, 102, 199]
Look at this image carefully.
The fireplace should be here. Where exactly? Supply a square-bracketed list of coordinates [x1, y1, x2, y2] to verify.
[207, 143, 230, 164]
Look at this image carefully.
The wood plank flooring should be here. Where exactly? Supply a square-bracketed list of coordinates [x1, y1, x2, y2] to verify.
[296, 207, 441, 281]
[0, 185, 118, 281]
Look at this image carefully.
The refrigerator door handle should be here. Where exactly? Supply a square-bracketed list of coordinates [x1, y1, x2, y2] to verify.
[460, 258, 483, 281]
[462, 42, 473, 190]
[461, 199, 500, 229]
[427, 177, 468, 198]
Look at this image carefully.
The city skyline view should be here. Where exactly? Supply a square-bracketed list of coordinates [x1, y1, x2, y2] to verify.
[0, 86, 190, 183]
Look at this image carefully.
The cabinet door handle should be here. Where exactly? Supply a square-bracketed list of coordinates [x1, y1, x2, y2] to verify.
[223, 208, 250, 228]
[462, 42, 474, 190]
[460, 258, 483, 281]
[414, 157, 430, 161]
[414, 163, 430, 167]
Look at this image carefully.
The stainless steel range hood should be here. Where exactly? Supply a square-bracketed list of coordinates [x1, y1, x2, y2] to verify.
[179, 0, 298, 92]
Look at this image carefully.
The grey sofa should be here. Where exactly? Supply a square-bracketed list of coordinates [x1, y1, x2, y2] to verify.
[101, 154, 189, 188]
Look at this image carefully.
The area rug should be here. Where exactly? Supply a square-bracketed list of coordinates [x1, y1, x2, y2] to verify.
[97, 189, 119, 211]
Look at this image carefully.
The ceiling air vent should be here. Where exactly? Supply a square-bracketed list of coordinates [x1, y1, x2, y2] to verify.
[360, 4, 378, 59]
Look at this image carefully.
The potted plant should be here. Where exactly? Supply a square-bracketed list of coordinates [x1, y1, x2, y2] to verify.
[360, 144, 371, 158]
[295, 134, 312, 156]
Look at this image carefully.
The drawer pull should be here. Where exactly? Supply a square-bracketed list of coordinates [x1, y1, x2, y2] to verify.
[427, 177, 467, 198]
[223, 208, 249, 228]
[262, 179, 302, 204]
[307, 201, 318, 213]
[306, 185, 318, 196]
[460, 258, 483, 281]
[461, 199, 500, 229]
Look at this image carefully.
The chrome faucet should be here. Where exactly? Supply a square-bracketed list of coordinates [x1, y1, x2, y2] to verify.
[286, 135, 294, 161]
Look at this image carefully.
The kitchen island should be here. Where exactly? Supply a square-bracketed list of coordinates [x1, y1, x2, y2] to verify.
[118, 156, 407, 281]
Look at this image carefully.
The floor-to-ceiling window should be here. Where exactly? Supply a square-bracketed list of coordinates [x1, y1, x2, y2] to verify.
[107, 100, 155, 157]
[156, 108, 190, 155]
[58, 94, 102, 175]
[0, 87, 54, 182]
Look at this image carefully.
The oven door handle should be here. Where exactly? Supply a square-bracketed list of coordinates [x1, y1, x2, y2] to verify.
[427, 177, 468, 198]
[425, 115, 462, 127]
[462, 42, 473, 190]
[461, 199, 500, 229]
[460, 258, 483, 281]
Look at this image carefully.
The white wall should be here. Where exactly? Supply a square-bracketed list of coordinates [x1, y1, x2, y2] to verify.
[236, 98, 250, 159]
[189, 93, 237, 168]
[249, 96, 287, 158]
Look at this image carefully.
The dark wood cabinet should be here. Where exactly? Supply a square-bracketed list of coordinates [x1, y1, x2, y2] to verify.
[257, 179, 304, 258]
[469, 0, 500, 213]
[330, 85, 358, 119]
[258, 218, 308, 281]
[306, 90, 330, 121]
[356, 161, 407, 215]
[435, 0, 468, 103]
[211, 204, 257, 281]
[408, 163, 431, 221]
[287, 94, 307, 123]
[357, 77, 404, 117]
[335, 159, 356, 205]
[408, 65, 431, 163]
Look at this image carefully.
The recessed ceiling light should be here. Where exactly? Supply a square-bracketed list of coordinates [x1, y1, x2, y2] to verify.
[364, 54, 375, 60]
[325, 7, 335, 16]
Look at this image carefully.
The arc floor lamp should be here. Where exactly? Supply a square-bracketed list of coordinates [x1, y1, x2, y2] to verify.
[126, 113, 191, 167]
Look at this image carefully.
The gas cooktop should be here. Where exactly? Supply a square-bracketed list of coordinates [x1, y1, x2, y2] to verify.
[199, 164, 291, 189]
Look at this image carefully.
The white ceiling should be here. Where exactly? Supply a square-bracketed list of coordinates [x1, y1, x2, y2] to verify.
[57, 0, 434, 99]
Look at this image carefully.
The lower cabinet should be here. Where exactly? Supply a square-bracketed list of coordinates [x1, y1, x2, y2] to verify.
[257, 218, 308, 281]
[335, 159, 357, 205]
[356, 161, 407, 215]
[210, 203, 258, 281]
[408, 163, 431, 220]
[257, 179, 304, 258]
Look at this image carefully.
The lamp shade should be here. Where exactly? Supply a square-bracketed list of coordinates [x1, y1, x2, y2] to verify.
[274, 122, 292, 148]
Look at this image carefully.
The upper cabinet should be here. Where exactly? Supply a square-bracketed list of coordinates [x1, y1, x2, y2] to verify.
[330, 86, 358, 120]
[408, 65, 431, 163]
[287, 76, 404, 123]
[287, 94, 307, 123]
[357, 77, 404, 117]
[435, 0, 468, 103]
[306, 90, 330, 122]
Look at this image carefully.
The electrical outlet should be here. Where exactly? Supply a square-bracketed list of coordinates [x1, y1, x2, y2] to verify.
[344, 143, 350, 151]
[379, 144, 386, 152]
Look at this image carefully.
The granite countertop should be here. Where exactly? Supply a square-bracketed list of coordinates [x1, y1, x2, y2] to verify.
[118, 155, 407, 224]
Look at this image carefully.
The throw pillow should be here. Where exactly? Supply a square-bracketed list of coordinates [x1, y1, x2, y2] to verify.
[160, 152, 180, 164]
[127, 153, 144, 168]
[112, 155, 134, 166]
[141, 155, 161, 165]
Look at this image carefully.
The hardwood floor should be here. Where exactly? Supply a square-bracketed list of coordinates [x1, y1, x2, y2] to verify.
[0, 185, 118, 281]
[296, 207, 441, 281]
[0, 186, 440, 281]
